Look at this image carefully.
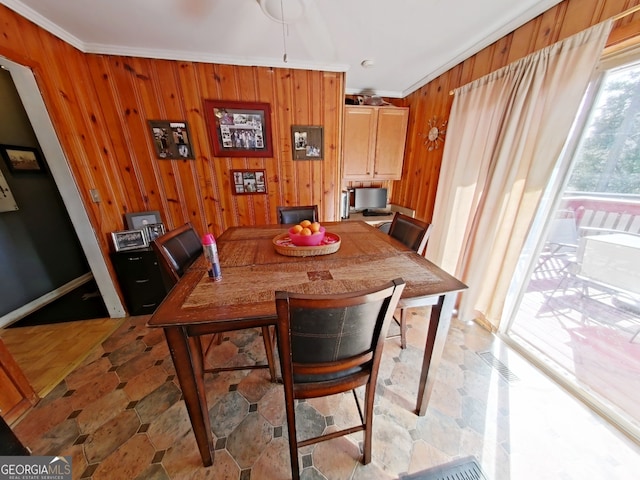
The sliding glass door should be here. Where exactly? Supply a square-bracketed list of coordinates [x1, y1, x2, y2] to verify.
[504, 51, 640, 440]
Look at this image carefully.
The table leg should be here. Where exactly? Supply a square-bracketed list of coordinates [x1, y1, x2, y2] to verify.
[164, 327, 214, 466]
[415, 292, 457, 416]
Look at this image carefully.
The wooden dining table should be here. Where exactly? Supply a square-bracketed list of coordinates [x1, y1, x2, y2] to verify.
[147, 221, 467, 467]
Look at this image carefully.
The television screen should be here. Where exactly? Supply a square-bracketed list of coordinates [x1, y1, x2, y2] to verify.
[354, 187, 387, 211]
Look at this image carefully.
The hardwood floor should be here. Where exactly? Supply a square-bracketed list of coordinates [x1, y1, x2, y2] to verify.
[0, 317, 124, 398]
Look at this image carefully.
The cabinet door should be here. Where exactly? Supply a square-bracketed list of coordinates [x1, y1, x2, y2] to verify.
[343, 106, 377, 180]
[373, 107, 409, 180]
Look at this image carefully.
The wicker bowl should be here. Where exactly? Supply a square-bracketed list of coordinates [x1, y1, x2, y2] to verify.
[273, 231, 341, 257]
[288, 226, 325, 246]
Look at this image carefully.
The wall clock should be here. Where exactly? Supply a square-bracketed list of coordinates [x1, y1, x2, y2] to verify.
[423, 117, 447, 151]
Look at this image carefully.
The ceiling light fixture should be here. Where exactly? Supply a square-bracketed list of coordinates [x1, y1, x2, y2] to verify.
[258, 0, 305, 63]
[258, 0, 305, 24]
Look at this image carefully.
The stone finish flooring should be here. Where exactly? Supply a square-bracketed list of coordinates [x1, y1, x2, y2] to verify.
[11, 309, 640, 479]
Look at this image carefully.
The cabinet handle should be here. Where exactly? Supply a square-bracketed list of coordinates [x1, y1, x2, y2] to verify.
[142, 303, 157, 308]
[128, 256, 143, 261]
[135, 279, 150, 284]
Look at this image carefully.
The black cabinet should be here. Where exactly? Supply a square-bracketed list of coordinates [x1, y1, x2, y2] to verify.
[110, 249, 167, 315]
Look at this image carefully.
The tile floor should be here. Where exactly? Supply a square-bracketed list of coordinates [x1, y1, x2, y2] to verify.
[11, 308, 640, 480]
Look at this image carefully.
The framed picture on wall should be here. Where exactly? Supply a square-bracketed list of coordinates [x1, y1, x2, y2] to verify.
[148, 120, 194, 159]
[143, 223, 166, 243]
[231, 169, 267, 195]
[291, 126, 323, 160]
[204, 100, 273, 158]
[124, 210, 163, 230]
[0, 145, 45, 173]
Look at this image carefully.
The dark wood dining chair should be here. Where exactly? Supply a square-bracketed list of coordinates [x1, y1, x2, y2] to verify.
[387, 213, 433, 348]
[152, 223, 276, 380]
[275, 278, 405, 480]
[277, 205, 318, 224]
[151, 223, 203, 293]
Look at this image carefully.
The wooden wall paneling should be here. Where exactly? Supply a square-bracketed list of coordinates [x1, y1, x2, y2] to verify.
[505, 19, 540, 65]
[84, 55, 144, 230]
[273, 69, 297, 214]
[236, 67, 262, 224]
[322, 72, 343, 221]
[491, 35, 513, 73]
[151, 58, 202, 230]
[400, 88, 426, 211]
[194, 63, 225, 236]
[208, 63, 239, 231]
[176, 61, 217, 236]
[73, 55, 133, 235]
[106, 57, 166, 222]
[250, 66, 275, 225]
[26, 32, 127, 246]
[0, 7, 37, 69]
[126, 57, 181, 230]
[292, 71, 316, 211]
[560, 0, 601, 39]
[252, 66, 278, 225]
[308, 71, 324, 220]
[532, 5, 565, 51]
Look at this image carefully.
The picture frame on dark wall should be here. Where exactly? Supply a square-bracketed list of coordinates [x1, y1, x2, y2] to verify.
[148, 120, 194, 159]
[291, 126, 324, 160]
[0, 145, 45, 173]
[204, 100, 273, 158]
[231, 169, 267, 195]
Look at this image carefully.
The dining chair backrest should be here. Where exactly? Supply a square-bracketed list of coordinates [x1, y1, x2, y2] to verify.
[388, 212, 433, 255]
[275, 278, 405, 479]
[151, 223, 202, 290]
[277, 205, 318, 224]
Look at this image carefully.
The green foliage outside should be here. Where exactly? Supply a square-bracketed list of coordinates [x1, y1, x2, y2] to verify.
[568, 63, 640, 195]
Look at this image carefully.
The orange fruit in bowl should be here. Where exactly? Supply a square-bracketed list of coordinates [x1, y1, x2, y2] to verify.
[299, 227, 312, 236]
[309, 222, 321, 233]
[290, 224, 303, 234]
[299, 220, 312, 228]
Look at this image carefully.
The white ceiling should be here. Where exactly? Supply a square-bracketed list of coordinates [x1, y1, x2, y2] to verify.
[1, 0, 563, 98]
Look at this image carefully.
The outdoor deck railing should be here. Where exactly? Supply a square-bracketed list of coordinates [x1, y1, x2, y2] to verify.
[561, 193, 640, 235]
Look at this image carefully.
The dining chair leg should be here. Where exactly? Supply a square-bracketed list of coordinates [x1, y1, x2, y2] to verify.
[260, 326, 277, 382]
[363, 384, 374, 464]
[400, 307, 408, 349]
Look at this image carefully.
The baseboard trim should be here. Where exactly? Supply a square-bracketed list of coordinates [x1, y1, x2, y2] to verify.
[0, 273, 93, 329]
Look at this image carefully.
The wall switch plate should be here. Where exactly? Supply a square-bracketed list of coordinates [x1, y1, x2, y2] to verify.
[89, 189, 101, 203]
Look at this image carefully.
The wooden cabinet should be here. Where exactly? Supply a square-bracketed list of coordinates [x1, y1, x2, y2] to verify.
[343, 106, 409, 181]
[111, 249, 167, 315]
[0, 337, 38, 426]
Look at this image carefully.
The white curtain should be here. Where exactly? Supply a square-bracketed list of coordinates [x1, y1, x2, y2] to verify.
[426, 20, 612, 331]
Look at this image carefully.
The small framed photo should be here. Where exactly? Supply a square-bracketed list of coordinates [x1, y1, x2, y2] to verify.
[231, 169, 267, 195]
[291, 126, 323, 160]
[111, 229, 149, 252]
[1, 145, 45, 173]
[143, 223, 166, 243]
[204, 100, 273, 157]
[124, 210, 163, 230]
[148, 120, 194, 159]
